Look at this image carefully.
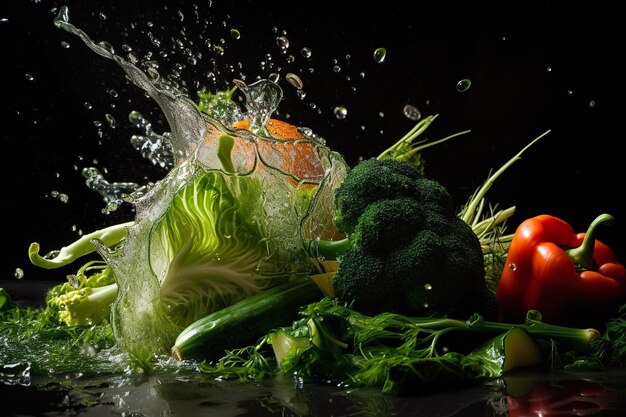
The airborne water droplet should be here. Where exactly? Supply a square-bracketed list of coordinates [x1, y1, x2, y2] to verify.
[300, 47, 312, 58]
[61, 40, 70, 49]
[456, 79, 472, 92]
[424, 283, 432, 290]
[230, 28, 241, 40]
[334, 106, 347, 119]
[276, 35, 289, 50]
[403, 104, 421, 121]
[286, 73, 303, 89]
[105, 113, 117, 128]
[373, 47, 386, 63]
[14, 268, 24, 279]
[25, 74, 34, 81]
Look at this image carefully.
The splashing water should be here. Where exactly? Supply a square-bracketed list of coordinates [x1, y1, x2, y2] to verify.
[53, 6, 349, 360]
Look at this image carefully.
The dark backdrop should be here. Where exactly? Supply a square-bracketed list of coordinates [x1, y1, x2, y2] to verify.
[2, 0, 624, 288]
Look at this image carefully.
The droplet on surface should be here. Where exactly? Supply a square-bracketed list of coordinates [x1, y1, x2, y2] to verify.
[373, 47, 386, 63]
[286, 73, 303, 89]
[333, 106, 347, 119]
[403, 104, 421, 121]
[509, 262, 517, 271]
[456, 78, 472, 92]
[14, 268, 24, 279]
[67, 274, 80, 289]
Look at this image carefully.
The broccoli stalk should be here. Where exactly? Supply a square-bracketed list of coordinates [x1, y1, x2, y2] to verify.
[44, 261, 117, 326]
[48, 283, 118, 327]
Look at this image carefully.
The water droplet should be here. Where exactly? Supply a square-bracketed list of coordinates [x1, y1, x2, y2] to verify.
[424, 283, 432, 290]
[456, 79, 472, 92]
[373, 47, 387, 63]
[60, 40, 70, 49]
[97, 41, 114, 55]
[105, 113, 117, 128]
[333, 65, 341, 73]
[1, 18, 9, 23]
[84, 102, 92, 110]
[546, 66, 552, 72]
[276, 35, 289, 50]
[403, 104, 421, 121]
[509, 262, 517, 271]
[25, 74, 34, 81]
[300, 47, 312, 58]
[334, 106, 347, 119]
[67, 274, 80, 289]
[286, 72, 303, 89]
[359, 71, 366, 79]
[378, 112, 384, 118]
[51, 190, 69, 203]
[296, 89, 306, 100]
[98, 12, 107, 20]
[213, 45, 224, 55]
[589, 100, 596, 107]
[268, 72, 280, 83]
[14, 268, 24, 279]
[567, 89, 573, 95]
[230, 28, 241, 40]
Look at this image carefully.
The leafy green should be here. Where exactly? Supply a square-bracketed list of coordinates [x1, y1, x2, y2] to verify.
[201, 297, 602, 395]
[0, 306, 118, 378]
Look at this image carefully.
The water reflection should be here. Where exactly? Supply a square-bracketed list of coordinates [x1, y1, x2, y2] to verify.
[2, 368, 625, 416]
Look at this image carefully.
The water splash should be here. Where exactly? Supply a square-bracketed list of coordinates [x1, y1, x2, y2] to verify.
[128, 111, 174, 169]
[233, 78, 283, 133]
[82, 167, 143, 214]
[53, 6, 349, 360]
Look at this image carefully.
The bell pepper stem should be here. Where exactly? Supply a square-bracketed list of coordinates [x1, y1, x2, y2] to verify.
[566, 213, 615, 270]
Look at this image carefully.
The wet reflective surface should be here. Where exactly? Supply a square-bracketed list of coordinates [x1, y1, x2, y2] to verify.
[2, 367, 625, 416]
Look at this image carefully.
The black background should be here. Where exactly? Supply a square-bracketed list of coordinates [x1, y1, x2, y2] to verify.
[2, 0, 624, 286]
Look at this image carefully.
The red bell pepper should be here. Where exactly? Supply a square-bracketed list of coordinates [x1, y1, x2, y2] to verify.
[495, 213, 626, 326]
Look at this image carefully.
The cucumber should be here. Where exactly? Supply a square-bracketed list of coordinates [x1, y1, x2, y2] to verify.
[171, 278, 323, 361]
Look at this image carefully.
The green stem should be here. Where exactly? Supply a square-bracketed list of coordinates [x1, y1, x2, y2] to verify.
[405, 316, 600, 351]
[29, 221, 132, 269]
[461, 130, 550, 225]
[566, 213, 615, 270]
[314, 238, 351, 260]
[377, 116, 437, 160]
[217, 134, 236, 173]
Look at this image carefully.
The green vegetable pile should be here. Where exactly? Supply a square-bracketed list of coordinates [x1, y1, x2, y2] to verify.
[2, 85, 625, 396]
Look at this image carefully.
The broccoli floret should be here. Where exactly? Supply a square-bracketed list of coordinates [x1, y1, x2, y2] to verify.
[316, 158, 489, 318]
